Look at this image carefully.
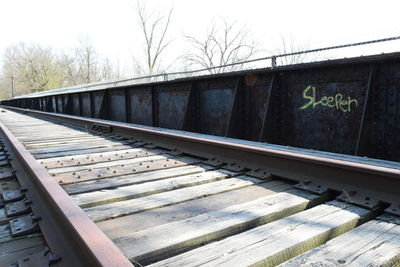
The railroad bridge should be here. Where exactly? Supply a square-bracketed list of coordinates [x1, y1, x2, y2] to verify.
[0, 53, 399, 266]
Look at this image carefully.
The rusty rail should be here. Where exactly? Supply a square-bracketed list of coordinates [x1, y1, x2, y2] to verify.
[0, 120, 132, 266]
[3, 106, 400, 204]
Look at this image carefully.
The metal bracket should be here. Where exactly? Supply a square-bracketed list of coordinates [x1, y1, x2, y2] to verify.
[337, 190, 381, 210]
[133, 140, 147, 147]
[0, 168, 16, 180]
[16, 247, 61, 266]
[385, 203, 400, 217]
[246, 168, 271, 179]
[2, 188, 26, 203]
[9, 214, 41, 237]
[223, 162, 247, 172]
[5, 199, 32, 216]
[143, 143, 157, 149]
[204, 158, 225, 168]
[91, 123, 112, 133]
[295, 180, 328, 195]
[168, 149, 183, 156]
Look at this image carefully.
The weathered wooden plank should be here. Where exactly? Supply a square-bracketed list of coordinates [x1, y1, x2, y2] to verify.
[28, 140, 131, 155]
[17, 133, 91, 141]
[54, 156, 203, 185]
[34, 145, 134, 159]
[0, 236, 45, 266]
[23, 137, 107, 148]
[40, 148, 162, 169]
[0, 224, 41, 243]
[64, 165, 207, 195]
[85, 176, 263, 222]
[280, 214, 400, 267]
[73, 170, 233, 208]
[20, 135, 100, 144]
[48, 154, 167, 174]
[149, 201, 372, 267]
[99, 181, 294, 240]
[117, 190, 323, 265]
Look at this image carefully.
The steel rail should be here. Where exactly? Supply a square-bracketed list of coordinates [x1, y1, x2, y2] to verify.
[3, 106, 400, 204]
[0, 120, 133, 266]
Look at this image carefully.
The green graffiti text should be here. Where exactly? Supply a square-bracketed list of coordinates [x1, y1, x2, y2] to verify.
[299, 85, 358, 112]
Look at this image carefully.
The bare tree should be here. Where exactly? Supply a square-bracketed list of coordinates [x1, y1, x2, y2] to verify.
[135, 0, 173, 73]
[57, 52, 82, 86]
[75, 36, 100, 83]
[277, 36, 314, 66]
[184, 18, 258, 74]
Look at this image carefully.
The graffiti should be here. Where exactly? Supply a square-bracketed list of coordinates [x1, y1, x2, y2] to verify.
[299, 85, 358, 112]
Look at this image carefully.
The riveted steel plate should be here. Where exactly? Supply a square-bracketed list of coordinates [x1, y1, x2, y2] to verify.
[2, 188, 25, 203]
[385, 203, 400, 217]
[337, 191, 382, 210]
[9, 214, 39, 237]
[246, 168, 272, 179]
[223, 162, 247, 172]
[204, 158, 225, 168]
[5, 199, 31, 216]
[295, 180, 328, 195]
[0, 167, 16, 180]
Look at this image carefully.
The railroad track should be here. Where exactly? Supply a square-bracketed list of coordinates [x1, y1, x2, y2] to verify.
[0, 107, 399, 266]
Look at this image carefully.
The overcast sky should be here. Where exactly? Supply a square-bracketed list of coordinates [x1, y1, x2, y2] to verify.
[1, 0, 400, 73]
